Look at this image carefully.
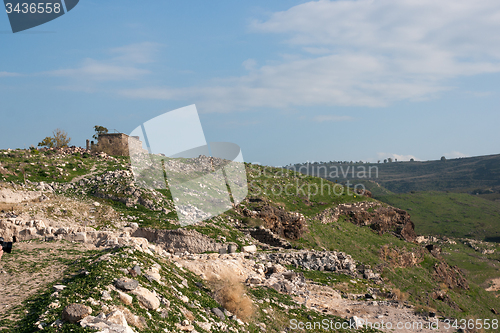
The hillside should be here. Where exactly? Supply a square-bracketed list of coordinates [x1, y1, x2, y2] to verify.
[0, 147, 499, 332]
[291, 153, 500, 197]
[377, 191, 500, 241]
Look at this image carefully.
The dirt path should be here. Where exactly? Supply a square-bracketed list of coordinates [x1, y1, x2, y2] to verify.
[70, 164, 98, 183]
[0, 240, 95, 325]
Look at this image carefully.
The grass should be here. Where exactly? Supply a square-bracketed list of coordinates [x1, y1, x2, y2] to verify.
[2, 148, 500, 329]
[377, 191, 500, 241]
[292, 215, 500, 321]
[297, 153, 500, 194]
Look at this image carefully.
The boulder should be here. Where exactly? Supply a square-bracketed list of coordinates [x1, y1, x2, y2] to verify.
[115, 277, 139, 291]
[242, 245, 257, 253]
[211, 308, 225, 321]
[62, 303, 92, 323]
[105, 310, 128, 326]
[80, 314, 134, 333]
[130, 287, 160, 310]
[117, 290, 133, 305]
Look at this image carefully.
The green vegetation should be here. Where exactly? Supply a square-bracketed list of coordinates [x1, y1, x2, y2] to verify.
[38, 129, 72, 149]
[299, 153, 500, 196]
[378, 191, 500, 241]
[246, 164, 368, 217]
[2, 148, 500, 330]
[291, 217, 500, 320]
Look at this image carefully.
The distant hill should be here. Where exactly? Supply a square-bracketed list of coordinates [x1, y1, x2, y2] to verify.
[289, 153, 500, 198]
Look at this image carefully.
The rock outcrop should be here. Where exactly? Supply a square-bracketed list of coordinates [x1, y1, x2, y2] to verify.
[131, 227, 225, 253]
[242, 203, 307, 240]
[316, 201, 417, 242]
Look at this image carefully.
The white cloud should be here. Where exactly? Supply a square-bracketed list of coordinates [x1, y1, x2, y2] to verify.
[242, 59, 257, 71]
[313, 115, 353, 122]
[122, 0, 500, 112]
[0, 72, 21, 77]
[48, 59, 150, 81]
[108, 42, 161, 64]
[46, 43, 158, 81]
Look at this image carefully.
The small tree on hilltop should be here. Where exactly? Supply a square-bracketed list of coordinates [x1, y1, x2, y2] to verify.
[93, 125, 108, 140]
[38, 136, 54, 148]
[441, 156, 446, 161]
[38, 128, 71, 148]
[53, 128, 71, 148]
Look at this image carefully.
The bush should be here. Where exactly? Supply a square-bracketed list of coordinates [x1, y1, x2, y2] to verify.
[391, 288, 408, 301]
[207, 268, 254, 322]
[38, 128, 71, 148]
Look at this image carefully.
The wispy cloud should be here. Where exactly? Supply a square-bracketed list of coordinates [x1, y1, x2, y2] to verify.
[121, 0, 500, 112]
[45, 42, 159, 82]
[48, 59, 150, 81]
[312, 115, 353, 122]
[0, 71, 22, 77]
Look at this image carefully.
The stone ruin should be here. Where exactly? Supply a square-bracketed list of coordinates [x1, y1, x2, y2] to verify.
[88, 133, 142, 157]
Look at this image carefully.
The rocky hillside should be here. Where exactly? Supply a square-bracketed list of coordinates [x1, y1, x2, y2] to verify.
[1, 147, 499, 332]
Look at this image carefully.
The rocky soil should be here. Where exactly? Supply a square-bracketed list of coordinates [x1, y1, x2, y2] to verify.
[0, 150, 498, 332]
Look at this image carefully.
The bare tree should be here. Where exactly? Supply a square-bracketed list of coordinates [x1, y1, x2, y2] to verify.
[38, 129, 71, 148]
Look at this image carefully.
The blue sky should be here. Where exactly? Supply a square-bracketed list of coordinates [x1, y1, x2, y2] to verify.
[1, 0, 500, 166]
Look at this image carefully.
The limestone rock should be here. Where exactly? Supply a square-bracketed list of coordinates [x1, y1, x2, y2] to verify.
[80, 314, 134, 333]
[130, 287, 160, 310]
[115, 277, 139, 291]
[62, 303, 92, 324]
[211, 308, 225, 321]
[117, 290, 133, 305]
[242, 245, 257, 253]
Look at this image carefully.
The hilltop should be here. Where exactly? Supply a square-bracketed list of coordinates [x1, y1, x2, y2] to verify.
[0, 147, 499, 332]
[291, 153, 500, 198]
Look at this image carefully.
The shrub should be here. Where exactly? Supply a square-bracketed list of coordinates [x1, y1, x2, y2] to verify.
[391, 288, 408, 301]
[38, 128, 71, 148]
[207, 268, 254, 322]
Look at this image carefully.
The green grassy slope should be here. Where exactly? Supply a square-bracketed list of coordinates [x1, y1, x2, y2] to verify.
[1, 149, 500, 328]
[294, 153, 500, 195]
[377, 191, 500, 241]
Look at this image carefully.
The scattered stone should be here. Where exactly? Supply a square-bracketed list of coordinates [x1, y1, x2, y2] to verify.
[80, 313, 134, 333]
[131, 265, 141, 276]
[115, 277, 139, 291]
[117, 290, 133, 305]
[212, 308, 225, 321]
[106, 309, 128, 326]
[62, 303, 92, 324]
[242, 245, 257, 253]
[53, 285, 66, 292]
[130, 287, 160, 310]
[102, 290, 112, 301]
[349, 316, 363, 329]
[197, 321, 212, 331]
